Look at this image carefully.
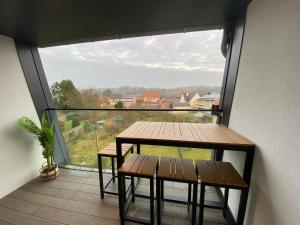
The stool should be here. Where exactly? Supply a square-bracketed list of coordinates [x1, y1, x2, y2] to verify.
[97, 143, 133, 198]
[118, 154, 158, 225]
[156, 157, 198, 225]
[196, 160, 249, 225]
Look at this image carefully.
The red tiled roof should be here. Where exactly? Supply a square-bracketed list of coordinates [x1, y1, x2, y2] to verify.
[144, 92, 160, 99]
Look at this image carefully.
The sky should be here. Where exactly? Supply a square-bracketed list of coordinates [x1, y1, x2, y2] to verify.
[39, 30, 225, 89]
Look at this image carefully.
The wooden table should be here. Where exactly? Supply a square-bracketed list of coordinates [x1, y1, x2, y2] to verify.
[116, 121, 255, 225]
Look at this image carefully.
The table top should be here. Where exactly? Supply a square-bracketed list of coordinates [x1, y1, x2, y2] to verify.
[116, 121, 255, 150]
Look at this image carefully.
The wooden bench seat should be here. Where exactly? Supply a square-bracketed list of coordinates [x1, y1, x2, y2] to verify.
[118, 154, 158, 178]
[156, 157, 198, 225]
[98, 143, 133, 157]
[196, 160, 249, 225]
[97, 143, 133, 199]
[118, 154, 158, 225]
[157, 157, 198, 183]
[196, 160, 248, 189]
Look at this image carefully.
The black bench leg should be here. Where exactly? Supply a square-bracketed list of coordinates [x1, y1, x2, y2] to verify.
[150, 178, 155, 225]
[111, 157, 115, 183]
[223, 188, 229, 218]
[131, 176, 135, 203]
[97, 154, 104, 199]
[188, 183, 192, 211]
[119, 174, 125, 225]
[161, 180, 164, 200]
[199, 184, 205, 225]
[156, 177, 161, 225]
[191, 182, 198, 225]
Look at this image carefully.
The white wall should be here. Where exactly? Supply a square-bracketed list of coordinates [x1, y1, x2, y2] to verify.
[224, 0, 300, 224]
[0, 35, 43, 198]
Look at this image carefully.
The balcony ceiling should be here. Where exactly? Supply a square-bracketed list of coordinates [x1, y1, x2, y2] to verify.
[0, 0, 243, 47]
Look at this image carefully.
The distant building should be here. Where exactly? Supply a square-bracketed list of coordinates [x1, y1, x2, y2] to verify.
[109, 93, 136, 108]
[160, 99, 173, 109]
[196, 93, 220, 109]
[189, 93, 201, 107]
[144, 91, 160, 107]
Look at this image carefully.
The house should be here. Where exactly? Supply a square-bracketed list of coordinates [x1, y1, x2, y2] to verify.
[109, 93, 136, 108]
[196, 93, 220, 109]
[143, 91, 160, 107]
[160, 99, 173, 109]
[189, 93, 201, 107]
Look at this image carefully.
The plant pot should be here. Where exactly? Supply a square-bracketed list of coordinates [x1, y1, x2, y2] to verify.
[39, 164, 59, 181]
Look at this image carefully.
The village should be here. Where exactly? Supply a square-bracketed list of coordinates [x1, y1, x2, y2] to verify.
[99, 91, 220, 110]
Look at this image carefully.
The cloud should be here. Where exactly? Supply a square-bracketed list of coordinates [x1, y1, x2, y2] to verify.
[39, 30, 225, 88]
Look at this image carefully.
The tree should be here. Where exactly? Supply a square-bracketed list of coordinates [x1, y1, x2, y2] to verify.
[51, 79, 83, 108]
[103, 89, 112, 97]
[81, 88, 100, 108]
[114, 101, 124, 109]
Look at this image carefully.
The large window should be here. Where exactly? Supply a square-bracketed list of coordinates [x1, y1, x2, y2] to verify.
[39, 30, 225, 168]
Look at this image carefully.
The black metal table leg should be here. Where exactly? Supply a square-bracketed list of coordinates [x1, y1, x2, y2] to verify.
[191, 182, 198, 225]
[116, 141, 124, 220]
[156, 177, 161, 225]
[131, 176, 135, 202]
[188, 183, 192, 210]
[236, 149, 254, 225]
[111, 157, 115, 183]
[199, 184, 205, 225]
[137, 143, 140, 154]
[150, 178, 155, 225]
[223, 188, 229, 217]
[97, 154, 104, 199]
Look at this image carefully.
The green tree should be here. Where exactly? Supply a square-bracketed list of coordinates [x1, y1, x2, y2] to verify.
[72, 117, 81, 128]
[51, 79, 83, 108]
[81, 88, 99, 108]
[114, 101, 124, 109]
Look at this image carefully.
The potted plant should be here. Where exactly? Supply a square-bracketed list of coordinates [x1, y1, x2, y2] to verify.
[18, 113, 59, 181]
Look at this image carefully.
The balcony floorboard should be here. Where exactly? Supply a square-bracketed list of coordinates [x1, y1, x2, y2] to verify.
[0, 168, 226, 225]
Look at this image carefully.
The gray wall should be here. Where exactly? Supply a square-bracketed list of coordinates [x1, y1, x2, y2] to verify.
[0, 35, 43, 198]
[224, 0, 300, 224]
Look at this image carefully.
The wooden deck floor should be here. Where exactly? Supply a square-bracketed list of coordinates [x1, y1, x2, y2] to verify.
[0, 168, 227, 225]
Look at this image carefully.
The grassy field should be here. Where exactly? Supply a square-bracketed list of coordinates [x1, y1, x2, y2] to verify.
[62, 111, 214, 169]
[67, 130, 212, 169]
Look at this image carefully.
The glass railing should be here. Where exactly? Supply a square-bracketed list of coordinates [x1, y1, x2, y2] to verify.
[47, 109, 219, 170]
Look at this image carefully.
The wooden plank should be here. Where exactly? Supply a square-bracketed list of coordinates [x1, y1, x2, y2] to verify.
[0, 196, 40, 214]
[0, 219, 14, 225]
[9, 189, 119, 220]
[179, 123, 195, 142]
[117, 154, 139, 174]
[157, 157, 172, 179]
[150, 122, 163, 139]
[190, 123, 209, 142]
[136, 122, 157, 139]
[218, 125, 254, 145]
[0, 205, 61, 225]
[196, 160, 247, 188]
[181, 158, 197, 182]
[127, 121, 149, 138]
[33, 206, 119, 225]
[174, 158, 184, 180]
[116, 121, 142, 138]
[140, 156, 158, 177]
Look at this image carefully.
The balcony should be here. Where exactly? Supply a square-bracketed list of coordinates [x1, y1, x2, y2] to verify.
[0, 0, 299, 225]
[0, 168, 226, 225]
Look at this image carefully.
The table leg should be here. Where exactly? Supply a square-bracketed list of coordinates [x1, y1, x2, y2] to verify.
[237, 148, 255, 225]
[116, 141, 124, 219]
[137, 143, 140, 154]
[156, 177, 161, 225]
[191, 182, 198, 225]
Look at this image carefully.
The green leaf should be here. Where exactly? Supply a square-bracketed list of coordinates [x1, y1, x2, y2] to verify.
[18, 117, 40, 136]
